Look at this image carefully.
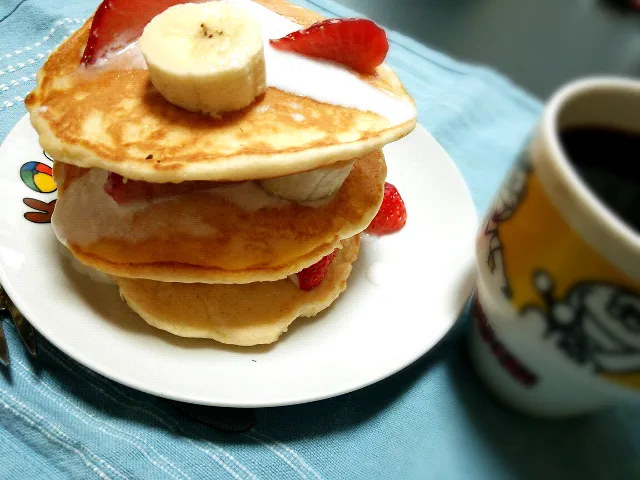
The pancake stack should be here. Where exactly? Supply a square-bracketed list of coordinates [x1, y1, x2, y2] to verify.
[25, 0, 417, 346]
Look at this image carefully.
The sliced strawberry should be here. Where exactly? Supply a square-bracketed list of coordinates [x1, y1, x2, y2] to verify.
[297, 250, 337, 291]
[270, 18, 388, 74]
[104, 172, 216, 204]
[366, 182, 407, 235]
[104, 172, 127, 203]
[81, 0, 200, 65]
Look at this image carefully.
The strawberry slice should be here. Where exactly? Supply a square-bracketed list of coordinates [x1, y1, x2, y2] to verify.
[81, 0, 199, 65]
[104, 172, 215, 204]
[366, 182, 407, 235]
[270, 18, 388, 74]
[297, 250, 337, 291]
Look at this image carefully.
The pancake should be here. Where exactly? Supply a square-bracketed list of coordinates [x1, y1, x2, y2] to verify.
[52, 150, 385, 283]
[114, 235, 360, 345]
[25, 0, 417, 183]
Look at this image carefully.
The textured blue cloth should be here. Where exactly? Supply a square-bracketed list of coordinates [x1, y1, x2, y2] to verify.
[1, 0, 639, 479]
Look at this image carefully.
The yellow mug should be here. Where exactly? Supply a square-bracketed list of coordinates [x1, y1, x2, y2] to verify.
[469, 77, 640, 417]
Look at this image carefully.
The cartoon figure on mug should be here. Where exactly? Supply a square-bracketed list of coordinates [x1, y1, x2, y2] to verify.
[522, 269, 640, 383]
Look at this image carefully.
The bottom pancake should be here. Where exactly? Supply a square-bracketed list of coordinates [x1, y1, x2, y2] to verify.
[113, 236, 360, 346]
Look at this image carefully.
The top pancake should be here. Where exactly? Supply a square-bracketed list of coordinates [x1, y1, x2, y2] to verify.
[25, 0, 417, 182]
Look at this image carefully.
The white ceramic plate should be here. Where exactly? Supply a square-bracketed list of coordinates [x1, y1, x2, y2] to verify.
[0, 116, 477, 407]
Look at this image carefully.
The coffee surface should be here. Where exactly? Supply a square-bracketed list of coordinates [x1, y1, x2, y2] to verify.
[560, 126, 640, 233]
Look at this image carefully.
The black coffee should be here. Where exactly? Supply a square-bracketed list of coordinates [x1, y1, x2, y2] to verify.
[559, 126, 640, 233]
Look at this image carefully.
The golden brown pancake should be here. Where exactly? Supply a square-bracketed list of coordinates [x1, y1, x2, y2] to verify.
[25, 0, 416, 182]
[114, 235, 359, 345]
[52, 150, 385, 283]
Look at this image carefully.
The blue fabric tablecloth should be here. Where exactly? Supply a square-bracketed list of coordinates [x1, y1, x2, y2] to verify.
[1, 0, 639, 478]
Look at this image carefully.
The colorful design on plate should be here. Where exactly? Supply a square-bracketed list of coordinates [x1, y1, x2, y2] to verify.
[21, 151, 57, 224]
[472, 292, 538, 387]
[23, 198, 56, 224]
[20, 160, 57, 193]
[481, 154, 531, 298]
[521, 271, 640, 389]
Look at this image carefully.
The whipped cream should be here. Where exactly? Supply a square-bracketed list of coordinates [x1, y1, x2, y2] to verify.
[228, 0, 416, 125]
[203, 181, 291, 212]
[92, 41, 147, 70]
[52, 168, 290, 246]
[96, 0, 416, 125]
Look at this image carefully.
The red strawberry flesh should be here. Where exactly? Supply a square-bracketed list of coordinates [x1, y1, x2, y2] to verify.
[81, 0, 202, 65]
[297, 250, 337, 291]
[270, 18, 389, 74]
[366, 182, 407, 235]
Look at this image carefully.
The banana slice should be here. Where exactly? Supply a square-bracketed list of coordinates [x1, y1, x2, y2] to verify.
[258, 161, 354, 202]
[139, 3, 266, 116]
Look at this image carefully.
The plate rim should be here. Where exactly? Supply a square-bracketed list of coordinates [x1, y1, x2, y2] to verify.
[0, 116, 478, 407]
